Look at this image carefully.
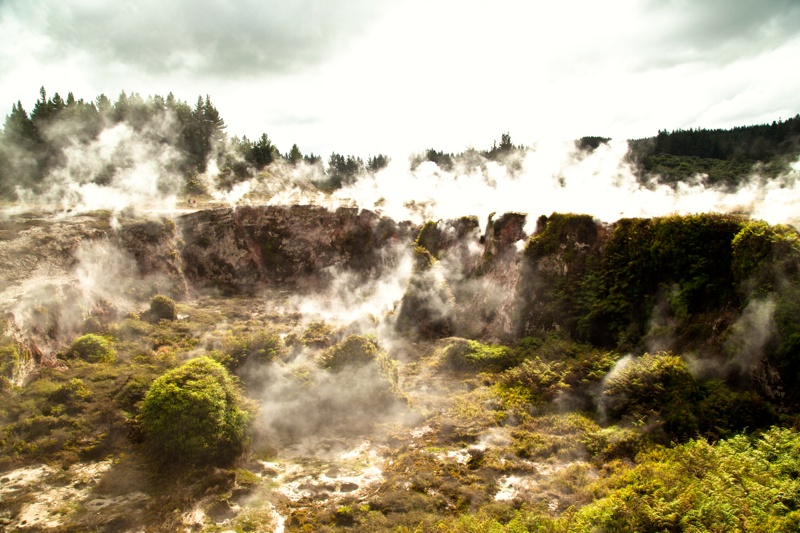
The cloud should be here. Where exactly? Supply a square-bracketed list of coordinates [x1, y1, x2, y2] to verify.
[0, 0, 395, 77]
[0, 0, 798, 156]
[637, 0, 800, 68]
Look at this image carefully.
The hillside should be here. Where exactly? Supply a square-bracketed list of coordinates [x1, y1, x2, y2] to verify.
[2, 204, 800, 531]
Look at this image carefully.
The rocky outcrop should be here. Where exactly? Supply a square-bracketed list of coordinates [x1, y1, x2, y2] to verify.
[396, 213, 529, 342]
[178, 205, 414, 292]
[0, 210, 187, 358]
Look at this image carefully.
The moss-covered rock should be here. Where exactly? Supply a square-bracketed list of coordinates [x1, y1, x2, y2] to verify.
[394, 267, 455, 340]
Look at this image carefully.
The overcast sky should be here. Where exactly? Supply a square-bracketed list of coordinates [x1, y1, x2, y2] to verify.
[1, 0, 799, 158]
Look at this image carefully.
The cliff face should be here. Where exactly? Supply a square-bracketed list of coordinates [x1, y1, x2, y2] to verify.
[5, 205, 800, 405]
[0, 211, 187, 360]
[179, 205, 414, 292]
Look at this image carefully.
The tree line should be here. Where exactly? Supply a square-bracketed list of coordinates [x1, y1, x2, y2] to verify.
[0, 88, 391, 199]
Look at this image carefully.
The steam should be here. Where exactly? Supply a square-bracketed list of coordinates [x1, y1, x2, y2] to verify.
[723, 297, 777, 375]
[328, 141, 800, 229]
[8, 109, 800, 233]
[252, 359, 406, 449]
[17, 121, 183, 213]
[286, 246, 414, 325]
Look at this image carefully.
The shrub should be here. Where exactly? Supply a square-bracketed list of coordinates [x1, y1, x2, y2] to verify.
[318, 335, 397, 383]
[300, 321, 337, 349]
[0, 342, 21, 381]
[439, 338, 517, 372]
[139, 356, 253, 466]
[602, 353, 699, 440]
[148, 295, 177, 321]
[221, 330, 287, 369]
[65, 334, 116, 363]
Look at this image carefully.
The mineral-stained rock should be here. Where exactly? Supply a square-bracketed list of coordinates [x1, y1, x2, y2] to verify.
[178, 205, 413, 292]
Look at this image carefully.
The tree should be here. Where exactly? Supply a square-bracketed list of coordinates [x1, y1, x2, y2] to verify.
[139, 356, 253, 466]
[247, 133, 278, 169]
[287, 143, 303, 165]
[367, 154, 390, 172]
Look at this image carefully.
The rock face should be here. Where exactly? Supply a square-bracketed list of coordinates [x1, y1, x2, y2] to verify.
[0, 211, 187, 360]
[179, 205, 413, 292]
[395, 213, 530, 342]
[8, 206, 800, 404]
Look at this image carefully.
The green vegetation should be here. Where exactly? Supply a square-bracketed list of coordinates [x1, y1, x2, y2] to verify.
[139, 356, 253, 466]
[148, 294, 177, 322]
[0, 339, 22, 386]
[218, 329, 287, 370]
[318, 334, 399, 387]
[440, 338, 518, 372]
[631, 115, 800, 187]
[65, 334, 117, 363]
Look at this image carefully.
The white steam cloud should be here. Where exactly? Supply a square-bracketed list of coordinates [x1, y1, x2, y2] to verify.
[318, 140, 800, 230]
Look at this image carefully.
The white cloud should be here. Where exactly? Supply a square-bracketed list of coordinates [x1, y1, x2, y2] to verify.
[0, 0, 798, 157]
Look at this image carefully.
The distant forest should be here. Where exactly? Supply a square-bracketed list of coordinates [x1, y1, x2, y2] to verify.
[0, 87, 799, 199]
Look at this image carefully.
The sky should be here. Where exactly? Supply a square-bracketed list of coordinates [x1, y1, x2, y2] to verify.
[1, 0, 799, 158]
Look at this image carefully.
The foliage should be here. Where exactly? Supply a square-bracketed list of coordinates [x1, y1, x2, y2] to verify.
[519, 213, 599, 338]
[568, 427, 800, 532]
[318, 335, 397, 382]
[602, 353, 700, 440]
[139, 356, 253, 466]
[65, 334, 117, 363]
[301, 321, 338, 349]
[732, 220, 800, 293]
[0, 340, 21, 382]
[580, 213, 744, 348]
[148, 294, 177, 322]
[440, 338, 518, 372]
[219, 329, 287, 369]
[631, 114, 800, 186]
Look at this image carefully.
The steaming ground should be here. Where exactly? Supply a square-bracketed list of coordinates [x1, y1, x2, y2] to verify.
[2, 138, 800, 529]
[8, 135, 800, 231]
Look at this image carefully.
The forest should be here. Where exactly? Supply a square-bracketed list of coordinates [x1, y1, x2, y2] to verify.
[5, 87, 797, 202]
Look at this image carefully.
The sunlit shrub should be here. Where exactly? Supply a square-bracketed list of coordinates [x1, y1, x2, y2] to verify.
[220, 329, 287, 369]
[148, 294, 177, 321]
[0, 342, 21, 382]
[65, 334, 116, 363]
[139, 356, 253, 466]
[318, 335, 397, 383]
[569, 427, 800, 532]
[300, 321, 338, 349]
[440, 338, 517, 372]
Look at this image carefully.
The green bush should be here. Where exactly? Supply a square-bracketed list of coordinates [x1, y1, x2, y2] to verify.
[220, 329, 287, 369]
[139, 356, 253, 466]
[439, 338, 517, 372]
[300, 321, 337, 349]
[0, 342, 21, 381]
[149, 295, 177, 321]
[569, 427, 800, 532]
[65, 334, 116, 363]
[318, 335, 397, 382]
[603, 353, 699, 440]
